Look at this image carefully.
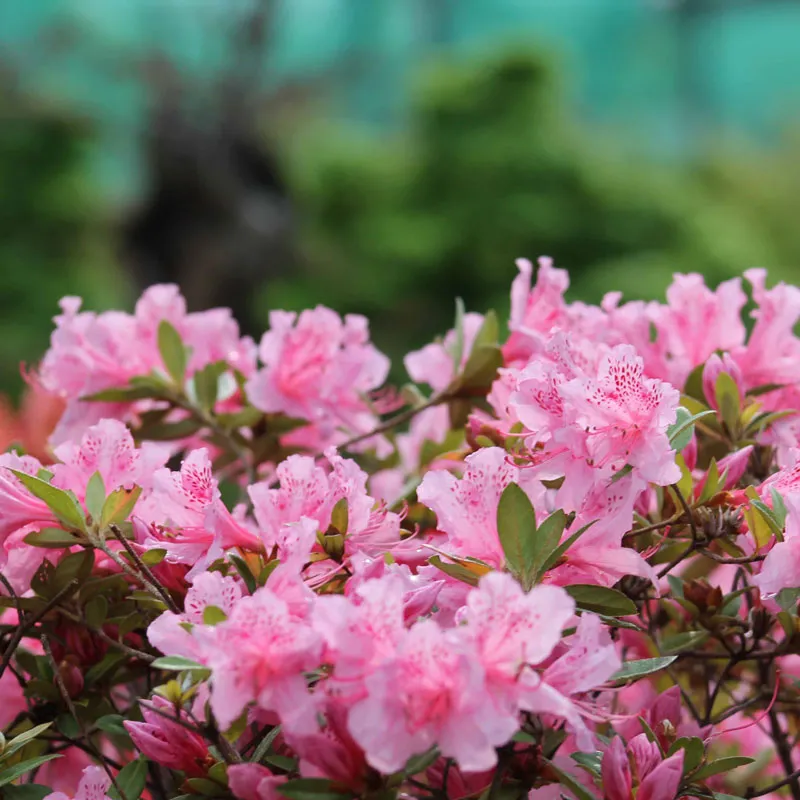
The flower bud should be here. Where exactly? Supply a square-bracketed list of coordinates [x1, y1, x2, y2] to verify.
[702, 353, 744, 411]
[56, 657, 84, 698]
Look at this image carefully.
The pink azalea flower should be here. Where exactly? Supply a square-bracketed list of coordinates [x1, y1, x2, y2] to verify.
[44, 765, 112, 800]
[201, 586, 323, 733]
[702, 353, 745, 411]
[347, 619, 517, 774]
[733, 269, 800, 391]
[652, 274, 746, 387]
[521, 613, 621, 749]
[40, 287, 255, 445]
[405, 312, 486, 394]
[52, 418, 168, 497]
[148, 571, 243, 662]
[0, 452, 57, 557]
[459, 572, 575, 715]
[124, 696, 211, 776]
[753, 493, 800, 596]
[417, 447, 537, 568]
[601, 734, 684, 800]
[245, 307, 388, 444]
[228, 764, 287, 800]
[557, 345, 681, 485]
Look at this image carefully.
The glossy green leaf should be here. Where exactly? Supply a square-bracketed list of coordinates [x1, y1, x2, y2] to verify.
[692, 757, 754, 781]
[194, 361, 227, 412]
[660, 631, 710, 654]
[668, 737, 705, 774]
[496, 483, 536, 579]
[23, 527, 82, 548]
[428, 555, 481, 587]
[610, 656, 677, 683]
[715, 372, 742, 436]
[9, 469, 86, 532]
[100, 485, 142, 528]
[157, 320, 188, 385]
[107, 758, 148, 800]
[565, 584, 637, 617]
[0, 755, 62, 787]
[151, 655, 208, 672]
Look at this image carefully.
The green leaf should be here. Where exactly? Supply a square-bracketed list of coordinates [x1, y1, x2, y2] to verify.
[538, 522, 595, 577]
[84, 651, 127, 685]
[456, 344, 503, 392]
[0, 755, 62, 787]
[23, 527, 82, 548]
[401, 747, 440, 777]
[668, 737, 705, 774]
[84, 595, 108, 629]
[52, 550, 94, 596]
[194, 361, 227, 412]
[82, 384, 168, 403]
[203, 605, 228, 625]
[565, 585, 637, 617]
[2, 785, 54, 800]
[330, 498, 349, 534]
[496, 483, 536, 579]
[667, 407, 715, 452]
[100, 485, 142, 528]
[137, 417, 203, 441]
[683, 364, 706, 402]
[526, 510, 566, 586]
[771, 489, 788, 528]
[472, 309, 499, 349]
[85, 472, 106, 522]
[692, 757, 754, 781]
[185, 778, 226, 797]
[158, 320, 188, 385]
[610, 656, 677, 683]
[251, 725, 282, 764]
[277, 778, 353, 800]
[570, 751, 603, 776]
[637, 717, 664, 754]
[542, 759, 600, 800]
[3, 723, 53, 758]
[667, 574, 684, 599]
[262, 754, 297, 773]
[452, 297, 466, 372]
[151, 655, 208, 672]
[95, 714, 129, 737]
[698, 459, 721, 504]
[750, 499, 784, 540]
[428, 555, 481, 587]
[660, 631, 710, 654]
[230, 553, 257, 594]
[107, 758, 148, 800]
[9, 469, 86, 532]
[746, 382, 785, 398]
[715, 373, 742, 436]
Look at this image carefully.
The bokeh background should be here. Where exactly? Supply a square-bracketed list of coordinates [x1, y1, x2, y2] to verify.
[3, 0, 800, 411]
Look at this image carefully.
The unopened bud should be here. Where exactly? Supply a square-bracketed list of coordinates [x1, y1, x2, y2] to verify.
[56, 657, 84, 698]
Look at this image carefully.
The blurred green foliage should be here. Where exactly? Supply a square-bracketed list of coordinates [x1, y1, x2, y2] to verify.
[0, 91, 125, 399]
[280, 47, 797, 376]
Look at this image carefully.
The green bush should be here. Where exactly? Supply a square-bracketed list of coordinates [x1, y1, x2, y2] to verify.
[281, 46, 794, 377]
[0, 90, 124, 398]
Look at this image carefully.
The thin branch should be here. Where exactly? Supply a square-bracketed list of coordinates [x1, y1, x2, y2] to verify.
[0, 580, 79, 678]
[746, 768, 800, 799]
[42, 634, 128, 800]
[109, 524, 180, 613]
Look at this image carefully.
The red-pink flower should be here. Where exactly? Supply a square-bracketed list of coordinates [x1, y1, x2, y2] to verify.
[202, 585, 323, 733]
[245, 307, 388, 445]
[347, 619, 516, 774]
[43, 766, 111, 800]
[601, 734, 684, 800]
[228, 764, 286, 800]
[124, 696, 211, 776]
[459, 572, 575, 714]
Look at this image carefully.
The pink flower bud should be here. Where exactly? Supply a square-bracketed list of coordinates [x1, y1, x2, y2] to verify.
[637, 750, 684, 800]
[124, 696, 210, 776]
[601, 736, 633, 800]
[702, 353, 744, 411]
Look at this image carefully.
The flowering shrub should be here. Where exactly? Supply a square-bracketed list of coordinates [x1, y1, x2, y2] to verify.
[3, 260, 800, 800]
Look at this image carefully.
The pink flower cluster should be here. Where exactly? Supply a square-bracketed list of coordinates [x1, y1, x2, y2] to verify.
[4, 260, 800, 800]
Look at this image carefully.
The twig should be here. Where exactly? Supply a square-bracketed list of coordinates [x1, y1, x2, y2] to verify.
[42, 634, 128, 800]
[0, 580, 80, 678]
[745, 768, 800, 799]
[109, 524, 180, 613]
[56, 607, 155, 663]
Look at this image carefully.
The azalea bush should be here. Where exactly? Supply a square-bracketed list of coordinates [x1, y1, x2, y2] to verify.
[2, 261, 800, 800]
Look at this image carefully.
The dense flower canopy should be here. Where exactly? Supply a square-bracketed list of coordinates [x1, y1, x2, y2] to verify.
[2, 260, 800, 800]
